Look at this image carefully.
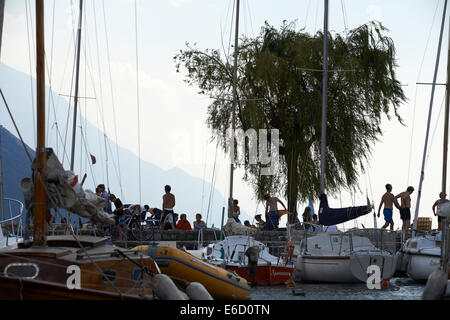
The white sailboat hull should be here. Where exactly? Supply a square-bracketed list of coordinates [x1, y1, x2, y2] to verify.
[407, 253, 443, 282]
[349, 251, 397, 282]
[294, 255, 359, 283]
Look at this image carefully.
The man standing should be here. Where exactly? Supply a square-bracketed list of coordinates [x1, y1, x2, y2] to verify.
[161, 185, 176, 230]
[263, 194, 287, 230]
[377, 184, 397, 231]
[432, 192, 449, 230]
[395, 186, 414, 231]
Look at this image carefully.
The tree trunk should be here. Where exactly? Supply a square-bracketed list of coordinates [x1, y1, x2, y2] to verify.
[285, 146, 299, 225]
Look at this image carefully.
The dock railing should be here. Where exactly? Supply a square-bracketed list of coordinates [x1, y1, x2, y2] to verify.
[0, 198, 24, 246]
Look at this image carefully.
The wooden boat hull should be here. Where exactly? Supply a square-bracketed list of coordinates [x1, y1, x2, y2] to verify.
[0, 236, 157, 300]
[134, 245, 251, 300]
[0, 276, 146, 300]
[226, 264, 294, 286]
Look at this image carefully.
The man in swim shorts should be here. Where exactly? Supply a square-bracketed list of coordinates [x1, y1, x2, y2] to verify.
[377, 183, 396, 231]
[395, 186, 414, 231]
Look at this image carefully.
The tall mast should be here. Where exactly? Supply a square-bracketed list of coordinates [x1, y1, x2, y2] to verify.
[70, 0, 84, 171]
[319, 0, 329, 194]
[33, 0, 47, 246]
[0, 0, 5, 59]
[440, 3, 450, 276]
[228, 0, 240, 218]
[412, 0, 448, 234]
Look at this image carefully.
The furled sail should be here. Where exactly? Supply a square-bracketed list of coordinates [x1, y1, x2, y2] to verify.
[20, 148, 113, 225]
[318, 193, 371, 226]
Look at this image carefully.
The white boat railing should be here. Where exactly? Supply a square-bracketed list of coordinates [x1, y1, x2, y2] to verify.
[0, 198, 24, 246]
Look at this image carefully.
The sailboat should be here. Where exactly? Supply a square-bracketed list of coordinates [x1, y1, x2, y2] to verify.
[293, 0, 397, 284]
[398, 0, 450, 285]
[0, 0, 167, 300]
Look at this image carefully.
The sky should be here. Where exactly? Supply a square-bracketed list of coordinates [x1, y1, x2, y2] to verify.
[1, 0, 449, 230]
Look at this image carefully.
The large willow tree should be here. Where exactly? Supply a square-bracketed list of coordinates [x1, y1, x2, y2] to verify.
[174, 21, 406, 221]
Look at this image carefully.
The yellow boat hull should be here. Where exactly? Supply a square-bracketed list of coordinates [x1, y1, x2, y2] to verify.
[133, 245, 250, 300]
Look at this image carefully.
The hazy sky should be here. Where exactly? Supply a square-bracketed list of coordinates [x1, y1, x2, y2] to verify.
[1, 0, 449, 230]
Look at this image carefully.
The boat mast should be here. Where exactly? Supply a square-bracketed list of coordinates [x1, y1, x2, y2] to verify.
[33, 0, 48, 246]
[69, 0, 84, 172]
[228, 0, 240, 218]
[0, 0, 5, 60]
[412, 0, 448, 234]
[440, 5, 450, 276]
[319, 0, 329, 195]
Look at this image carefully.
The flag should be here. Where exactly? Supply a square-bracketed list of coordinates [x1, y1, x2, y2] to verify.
[90, 154, 96, 165]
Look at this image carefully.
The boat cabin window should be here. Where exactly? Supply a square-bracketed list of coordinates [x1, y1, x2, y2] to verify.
[5, 263, 39, 279]
[101, 269, 117, 284]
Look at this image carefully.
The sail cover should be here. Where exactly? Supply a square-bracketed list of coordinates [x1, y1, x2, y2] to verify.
[318, 193, 371, 226]
[20, 148, 113, 225]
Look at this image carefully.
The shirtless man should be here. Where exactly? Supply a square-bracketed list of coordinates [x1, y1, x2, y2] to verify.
[432, 192, 449, 230]
[161, 185, 176, 230]
[264, 194, 287, 230]
[377, 184, 397, 231]
[395, 186, 414, 231]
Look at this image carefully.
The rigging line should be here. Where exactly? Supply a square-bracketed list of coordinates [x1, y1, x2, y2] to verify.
[200, 131, 209, 215]
[314, 0, 319, 35]
[134, 0, 142, 206]
[106, 138, 125, 202]
[227, 0, 236, 61]
[102, 0, 123, 199]
[303, 0, 312, 30]
[50, 29, 75, 161]
[24, 0, 36, 146]
[45, 0, 56, 146]
[406, 0, 440, 185]
[206, 143, 220, 225]
[62, 0, 81, 167]
[92, 0, 110, 189]
[80, 125, 97, 187]
[245, 0, 254, 36]
[0, 88, 33, 162]
[340, 0, 348, 32]
[426, 93, 446, 162]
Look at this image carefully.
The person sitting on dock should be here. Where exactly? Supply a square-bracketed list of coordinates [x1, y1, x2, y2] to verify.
[302, 206, 312, 230]
[161, 185, 176, 230]
[395, 186, 415, 231]
[310, 214, 321, 232]
[244, 220, 257, 229]
[97, 184, 112, 214]
[263, 194, 287, 230]
[377, 183, 396, 231]
[432, 192, 449, 230]
[147, 208, 162, 228]
[176, 213, 192, 230]
[193, 213, 207, 230]
[255, 214, 265, 229]
[232, 199, 241, 224]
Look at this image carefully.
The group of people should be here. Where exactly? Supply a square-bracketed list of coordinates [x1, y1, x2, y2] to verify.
[98, 180, 446, 237]
[96, 184, 210, 239]
[377, 183, 449, 231]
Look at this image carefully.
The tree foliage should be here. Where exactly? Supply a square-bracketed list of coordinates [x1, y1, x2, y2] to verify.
[174, 21, 406, 215]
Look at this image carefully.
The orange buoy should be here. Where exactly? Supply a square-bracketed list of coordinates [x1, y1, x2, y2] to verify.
[381, 279, 389, 289]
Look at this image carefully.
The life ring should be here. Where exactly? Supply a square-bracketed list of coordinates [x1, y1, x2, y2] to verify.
[282, 241, 295, 265]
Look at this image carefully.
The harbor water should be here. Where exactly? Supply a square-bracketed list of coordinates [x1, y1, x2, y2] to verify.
[250, 278, 425, 300]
